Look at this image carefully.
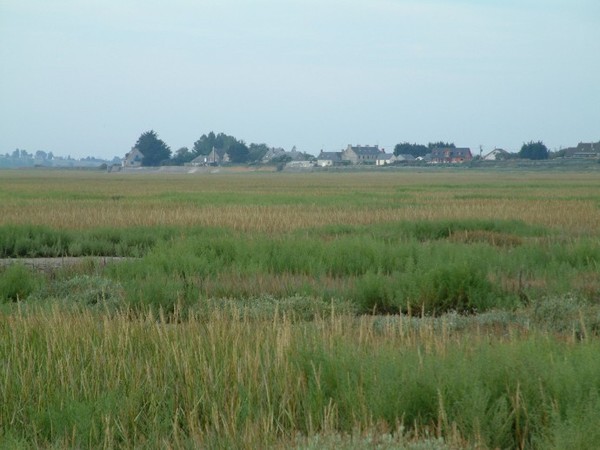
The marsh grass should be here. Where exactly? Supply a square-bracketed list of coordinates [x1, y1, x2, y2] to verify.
[0, 224, 175, 257]
[2, 169, 600, 448]
[5, 217, 599, 315]
[1, 305, 600, 448]
[1, 171, 600, 234]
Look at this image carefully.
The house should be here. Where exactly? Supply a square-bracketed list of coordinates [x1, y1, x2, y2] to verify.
[376, 153, 416, 165]
[205, 147, 230, 165]
[376, 153, 395, 166]
[430, 147, 472, 163]
[317, 151, 343, 167]
[572, 151, 600, 159]
[122, 147, 144, 167]
[416, 154, 432, 162]
[482, 148, 510, 161]
[395, 154, 416, 163]
[287, 148, 311, 162]
[262, 147, 312, 164]
[563, 142, 600, 159]
[342, 145, 382, 164]
[189, 155, 207, 166]
[262, 147, 287, 163]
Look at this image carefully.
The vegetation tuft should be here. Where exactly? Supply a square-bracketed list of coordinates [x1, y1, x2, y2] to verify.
[0, 264, 41, 302]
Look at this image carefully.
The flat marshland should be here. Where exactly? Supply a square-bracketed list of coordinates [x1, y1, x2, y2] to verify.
[1, 169, 600, 448]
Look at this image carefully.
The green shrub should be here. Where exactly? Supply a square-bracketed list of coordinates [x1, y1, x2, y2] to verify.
[354, 272, 395, 313]
[0, 264, 40, 302]
[120, 271, 197, 315]
[415, 264, 500, 314]
[354, 261, 512, 316]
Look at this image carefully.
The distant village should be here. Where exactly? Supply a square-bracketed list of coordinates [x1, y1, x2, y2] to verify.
[2, 140, 599, 170]
[121, 141, 600, 170]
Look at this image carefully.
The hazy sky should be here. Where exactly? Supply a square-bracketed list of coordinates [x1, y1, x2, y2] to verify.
[1, 0, 599, 159]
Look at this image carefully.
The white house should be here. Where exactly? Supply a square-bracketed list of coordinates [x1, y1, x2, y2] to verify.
[189, 155, 207, 166]
[122, 147, 144, 167]
[205, 147, 230, 165]
[483, 148, 510, 161]
[376, 153, 394, 166]
[317, 151, 343, 167]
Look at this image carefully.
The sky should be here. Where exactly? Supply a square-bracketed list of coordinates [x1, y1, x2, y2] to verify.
[1, 0, 599, 159]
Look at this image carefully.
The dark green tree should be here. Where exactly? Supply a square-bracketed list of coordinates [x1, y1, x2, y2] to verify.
[172, 147, 194, 165]
[394, 142, 428, 158]
[192, 132, 216, 156]
[518, 141, 548, 160]
[428, 141, 455, 149]
[134, 130, 171, 166]
[192, 132, 238, 156]
[227, 141, 250, 163]
[247, 143, 270, 164]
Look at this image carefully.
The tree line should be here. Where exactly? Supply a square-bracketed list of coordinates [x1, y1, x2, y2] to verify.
[133, 131, 551, 167]
[394, 141, 550, 160]
[132, 131, 273, 167]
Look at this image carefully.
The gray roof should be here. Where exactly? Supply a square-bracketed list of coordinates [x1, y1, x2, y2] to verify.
[318, 151, 343, 161]
[377, 153, 393, 160]
[287, 150, 309, 161]
[262, 147, 286, 161]
[576, 142, 600, 152]
[350, 145, 381, 156]
[431, 147, 472, 158]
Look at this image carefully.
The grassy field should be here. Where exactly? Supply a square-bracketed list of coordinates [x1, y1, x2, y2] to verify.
[1, 168, 600, 448]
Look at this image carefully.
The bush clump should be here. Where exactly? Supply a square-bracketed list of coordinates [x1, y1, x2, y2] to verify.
[354, 262, 510, 316]
[0, 264, 40, 302]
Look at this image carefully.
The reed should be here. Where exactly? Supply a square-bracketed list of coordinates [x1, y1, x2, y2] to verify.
[1, 305, 600, 448]
[1, 170, 599, 234]
[2, 168, 600, 448]
[3, 217, 600, 314]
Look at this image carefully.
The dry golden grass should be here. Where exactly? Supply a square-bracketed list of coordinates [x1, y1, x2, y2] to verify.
[1, 169, 599, 234]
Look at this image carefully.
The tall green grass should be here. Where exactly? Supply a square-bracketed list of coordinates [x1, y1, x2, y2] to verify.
[0, 264, 42, 302]
[0, 225, 175, 257]
[0, 218, 548, 258]
[4, 219, 599, 315]
[1, 306, 600, 448]
[2, 170, 600, 448]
